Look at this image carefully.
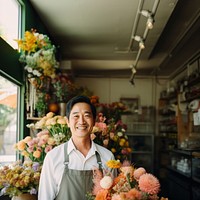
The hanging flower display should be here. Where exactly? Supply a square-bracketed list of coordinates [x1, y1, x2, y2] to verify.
[16, 29, 60, 117]
[16, 29, 59, 85]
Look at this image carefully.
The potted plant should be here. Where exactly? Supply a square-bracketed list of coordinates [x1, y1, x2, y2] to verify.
[35, 93, 48, 117]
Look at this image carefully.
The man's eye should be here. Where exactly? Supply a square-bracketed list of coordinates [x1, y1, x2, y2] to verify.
[85, 114, 91, 118]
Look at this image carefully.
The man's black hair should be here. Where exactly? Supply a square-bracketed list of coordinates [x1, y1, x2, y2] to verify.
[66, 96, 96, 120]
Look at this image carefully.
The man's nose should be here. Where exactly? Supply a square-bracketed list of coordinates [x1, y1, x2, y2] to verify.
[79, 115, 86, 124]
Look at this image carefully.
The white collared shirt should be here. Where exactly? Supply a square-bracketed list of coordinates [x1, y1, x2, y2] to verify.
[38, 138, 115, 200]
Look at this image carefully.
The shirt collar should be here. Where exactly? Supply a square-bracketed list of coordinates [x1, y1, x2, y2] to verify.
[67, 138, 98, 155]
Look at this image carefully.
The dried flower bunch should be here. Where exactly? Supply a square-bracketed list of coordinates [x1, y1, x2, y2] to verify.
[91, 113, 132, 161]
[86, 160, 168, 200]
[0, 160, 41, 197]
[15, 112, 71, 164]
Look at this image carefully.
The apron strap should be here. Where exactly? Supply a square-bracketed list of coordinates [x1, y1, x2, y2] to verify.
[64, 142, 69, 170]
[95, 151, 103, 170]
[63, 142, 103, 170]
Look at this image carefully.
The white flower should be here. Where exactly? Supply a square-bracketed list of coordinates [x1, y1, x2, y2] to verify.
[25, 66, 33, 73]
[100, 175, 113, 189]
[32, 69, 40, 76]
[117, 132, 123, 137]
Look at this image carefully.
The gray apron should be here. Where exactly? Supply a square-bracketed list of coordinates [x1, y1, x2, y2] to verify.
[55, 142, 102, 200]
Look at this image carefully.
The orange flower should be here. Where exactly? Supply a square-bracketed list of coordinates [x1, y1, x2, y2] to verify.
[95, 189, 110, 200]
[33, 150, 41, 158]
[17, 140, 26, 151]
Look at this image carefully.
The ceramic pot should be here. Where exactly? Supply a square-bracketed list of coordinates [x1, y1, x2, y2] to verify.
[12, 194, 37, 200]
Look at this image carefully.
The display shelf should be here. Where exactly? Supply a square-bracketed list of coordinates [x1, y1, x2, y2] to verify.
[127, 133, 154, 173]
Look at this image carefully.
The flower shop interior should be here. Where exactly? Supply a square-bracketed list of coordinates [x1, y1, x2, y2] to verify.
[0, 0, 200, 199]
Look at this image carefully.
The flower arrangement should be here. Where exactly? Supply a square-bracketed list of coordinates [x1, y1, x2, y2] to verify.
[0, 160, 41, 197]
[92, 97, 129, 123]
[86, 160, 168, 200]
[16, 29, 59, 86]
[14, 112, 71, 164]
[91, 113, 132, 161]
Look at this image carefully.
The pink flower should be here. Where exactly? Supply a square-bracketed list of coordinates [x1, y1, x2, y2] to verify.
[95, 122, 107, 132]
[134, 167, 146, 180]
[103, 139, 109, 146]
[120, 166, 134, 176]
[45, 145, 53, 153]
[138, 173, 160, 195]
[37, 129, 49, 137]
[92, 168, 103, 195]
[109, 132, 115, 139]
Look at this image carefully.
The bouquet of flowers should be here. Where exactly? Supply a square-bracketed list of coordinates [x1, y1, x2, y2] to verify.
[91, 113, 132, 161]
[14, 112, 71, 164]
[0, 160, 41, 197]
[86, 160, 168, 200]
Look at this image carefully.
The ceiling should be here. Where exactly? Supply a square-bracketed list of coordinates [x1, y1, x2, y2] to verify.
[29, 0, 200, 80]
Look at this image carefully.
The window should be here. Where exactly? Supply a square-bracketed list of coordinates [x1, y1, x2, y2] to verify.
[0, 0, 21, 49]
[0, 75, 19, 163]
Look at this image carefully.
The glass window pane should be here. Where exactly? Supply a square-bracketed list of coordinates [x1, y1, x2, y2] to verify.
[0, 0, 20, 49]
[0, 75, 19, 163]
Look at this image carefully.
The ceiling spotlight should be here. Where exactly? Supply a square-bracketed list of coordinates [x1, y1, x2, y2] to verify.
[140, 10, 152, 18]
[131, 66, 137, 74]
[146, 17, 154, 29]
[133, 35, 145, 49]
[140, 10, 154, 29]
[139, 40, 145, 49]
[129, 73, 135, 85]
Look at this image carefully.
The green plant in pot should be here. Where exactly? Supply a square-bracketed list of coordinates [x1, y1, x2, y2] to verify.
[35, 93, 48, 117]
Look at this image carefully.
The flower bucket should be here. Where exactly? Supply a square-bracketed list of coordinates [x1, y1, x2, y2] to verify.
[12, 194, 37, 200]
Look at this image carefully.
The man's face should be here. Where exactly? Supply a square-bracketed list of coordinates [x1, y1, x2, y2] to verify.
[67, 102, 95, 138]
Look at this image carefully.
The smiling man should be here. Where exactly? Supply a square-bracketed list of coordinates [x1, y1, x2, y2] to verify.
[38, 95, 115, 200]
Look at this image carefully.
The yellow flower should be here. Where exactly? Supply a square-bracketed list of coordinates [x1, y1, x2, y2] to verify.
[119, 138, 126, 147]
[106, 160, 121, 169]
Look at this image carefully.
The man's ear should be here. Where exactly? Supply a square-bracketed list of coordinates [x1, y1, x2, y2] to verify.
[66, 117, 70, 126]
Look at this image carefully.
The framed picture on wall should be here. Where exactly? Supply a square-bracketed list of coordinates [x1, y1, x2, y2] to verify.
[120, 97, 139, 113]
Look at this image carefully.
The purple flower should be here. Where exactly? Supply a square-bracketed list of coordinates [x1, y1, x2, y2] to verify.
[30, 188, 37, 195]
[32, 162, 40, 171]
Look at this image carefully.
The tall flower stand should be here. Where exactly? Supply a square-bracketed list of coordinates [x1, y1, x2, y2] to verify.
[12, 194, 37, 200]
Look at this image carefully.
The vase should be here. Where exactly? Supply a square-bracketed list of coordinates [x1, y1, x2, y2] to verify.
[12, 194, 37, 200]
[59, 102, 67, 116]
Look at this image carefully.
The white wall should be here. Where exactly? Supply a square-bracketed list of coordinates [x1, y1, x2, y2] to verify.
[75, 77, 167, 107]
[75, 76, 168, 135]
